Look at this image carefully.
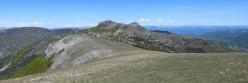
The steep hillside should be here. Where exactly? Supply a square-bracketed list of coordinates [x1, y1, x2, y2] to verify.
[198, 28, 248, 52]
[0, 27, 8, 31]
[0, 27, 75, 79]
[0, 29, 4, 33]
[84, 20, 231, 53]
[0, 27, 51, 58]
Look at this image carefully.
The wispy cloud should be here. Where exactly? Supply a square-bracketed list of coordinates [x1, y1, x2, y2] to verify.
[0, 20, 4, 23]
[157, 18, 164, 22]
[139, 18, 151, 22]
[14, 21, 44, 27]
[138, 18, 176, 25]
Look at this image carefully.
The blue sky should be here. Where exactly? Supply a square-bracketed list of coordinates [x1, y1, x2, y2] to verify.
[0, 0, 248, 28]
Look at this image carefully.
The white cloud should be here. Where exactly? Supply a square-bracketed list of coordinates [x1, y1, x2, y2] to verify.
[139, 18, 151, 22]
[139, 18, 165, 23]
[138, 18, 176, 25]
[0, 20, 13, 27]
[164, 19, 175, 24]
[47, 22, 55, 25]
[0, 20, 43, 27]
[157, 18, 164, 22]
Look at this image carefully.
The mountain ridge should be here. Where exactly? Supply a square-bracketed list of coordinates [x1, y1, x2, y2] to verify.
[85, 20, 232, 53]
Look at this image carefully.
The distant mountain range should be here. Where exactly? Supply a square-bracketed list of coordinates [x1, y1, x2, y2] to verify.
[0, 27, 9, 30]
[147, 26, 248, 52]
[146, 26, 248, 37]
[198, 28, 248, 52]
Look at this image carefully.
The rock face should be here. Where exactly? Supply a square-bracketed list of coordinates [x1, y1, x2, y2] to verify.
[86, 20, 231, 53]
[45, 35, 84, 59]
[45, 33, 143, 70]
[45, 34, 89, 70]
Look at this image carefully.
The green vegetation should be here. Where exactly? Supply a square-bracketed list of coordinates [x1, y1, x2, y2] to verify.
[11, 47, 62, 78]
[9, 45, 33, 68]
[12, 54, 53, 78]
[0, 42, 39, 79]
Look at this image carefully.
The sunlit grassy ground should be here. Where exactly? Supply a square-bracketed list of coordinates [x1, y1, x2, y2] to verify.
[2, 53, 248, 83]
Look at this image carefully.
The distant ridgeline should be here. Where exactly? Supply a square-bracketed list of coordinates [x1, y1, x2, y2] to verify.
[82, 20, 232, 53]
[198, 28, 248, 52]
[147, 26, 248, 52]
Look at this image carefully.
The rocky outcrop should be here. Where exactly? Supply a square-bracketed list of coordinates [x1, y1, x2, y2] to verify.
[44, 32, 148, 70]
[45, 34, 121, 70]
[45, 35, 85, 59]
[45, 34, 88, 69]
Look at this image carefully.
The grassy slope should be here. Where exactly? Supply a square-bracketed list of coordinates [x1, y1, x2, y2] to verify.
[9, 45, 33, 68]
[2, 53, 248, 83]
[12, 54, 52, 78]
